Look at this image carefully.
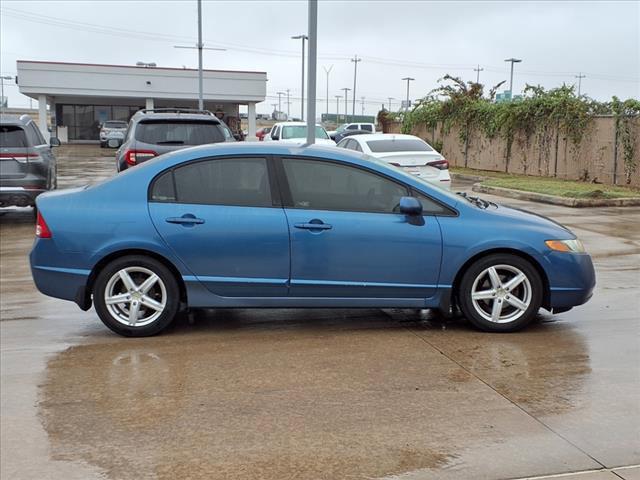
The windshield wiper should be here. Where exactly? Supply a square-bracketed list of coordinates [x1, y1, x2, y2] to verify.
[456, 191, 495, 209]
[156, 140, 185, 145]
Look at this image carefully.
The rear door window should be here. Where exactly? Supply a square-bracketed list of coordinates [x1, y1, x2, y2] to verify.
[0, 126, 28, 147]
[160, 157, 273, 207]
[360, 124, 373, 132]
[135, 120, 225, 145]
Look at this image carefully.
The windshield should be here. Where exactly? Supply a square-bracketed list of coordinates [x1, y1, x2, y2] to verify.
[135, 120, 225, 145]
[281, 125, 329, 140]
[367, 138, 434, 153]
[104, 121, 127, 129]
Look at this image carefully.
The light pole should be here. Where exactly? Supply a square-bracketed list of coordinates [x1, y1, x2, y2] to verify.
[341, 88, 351, 123]
[575, 73, 586, 96]
[286, 89, 291, 118]
[291, 34, 308, 120]
[474, 64, 484, 84]
[351, 55, 361, 119]
[504, 58, 522, 99]
[276, 91, 285, 116]
[306, 0, 318, 144]
[0, 75, 12, 111]
[335, 95, 341, 124]
[173, 0, 225, 110]
[361, 97, 365, 116]
[402, 77, 414, 112]
[387, 97, 394, 111]
[323, 65, 333, 120]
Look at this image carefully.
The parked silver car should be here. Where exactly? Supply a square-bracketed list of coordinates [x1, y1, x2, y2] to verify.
[99, 120, 128, 148]
[115, 109, 235, 171]
[0, 114, 60, 209]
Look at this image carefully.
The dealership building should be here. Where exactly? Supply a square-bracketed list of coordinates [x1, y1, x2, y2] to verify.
[16, 60, 267, 142]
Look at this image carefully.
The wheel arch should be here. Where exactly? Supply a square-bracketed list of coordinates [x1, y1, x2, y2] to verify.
[85, 249, 188, 308]
[451, 248, 550, 310]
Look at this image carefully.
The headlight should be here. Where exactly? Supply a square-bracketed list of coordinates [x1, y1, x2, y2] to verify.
[545, 239, 585, 253]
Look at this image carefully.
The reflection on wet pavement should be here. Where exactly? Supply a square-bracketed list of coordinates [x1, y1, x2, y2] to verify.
[1, 152, 639, 480]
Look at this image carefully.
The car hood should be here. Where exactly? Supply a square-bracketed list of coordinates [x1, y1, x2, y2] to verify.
[483, 203, 574, 237]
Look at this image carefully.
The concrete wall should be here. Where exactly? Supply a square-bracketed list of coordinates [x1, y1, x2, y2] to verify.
[386, 116, 640, 187]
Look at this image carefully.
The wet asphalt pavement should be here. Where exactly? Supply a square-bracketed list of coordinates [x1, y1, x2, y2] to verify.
[1, 148, 639, 480]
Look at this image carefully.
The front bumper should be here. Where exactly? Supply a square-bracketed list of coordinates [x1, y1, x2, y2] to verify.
[546, 252, 596, 309]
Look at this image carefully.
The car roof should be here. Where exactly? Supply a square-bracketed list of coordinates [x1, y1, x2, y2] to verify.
[131, 109, 220, 123]
[0, 114, 33, 126]
[275, 122, 323, 127]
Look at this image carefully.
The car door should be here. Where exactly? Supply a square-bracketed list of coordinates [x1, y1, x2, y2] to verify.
[148, 156, 290, 297]
[278, 156, 443, 299]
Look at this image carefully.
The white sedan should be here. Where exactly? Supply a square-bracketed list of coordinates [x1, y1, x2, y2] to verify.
[336, 133, 451, 189]
[265, 121, 335, 146]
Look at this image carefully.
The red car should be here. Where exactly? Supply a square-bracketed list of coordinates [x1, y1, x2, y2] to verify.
[256, 127, 272, 141]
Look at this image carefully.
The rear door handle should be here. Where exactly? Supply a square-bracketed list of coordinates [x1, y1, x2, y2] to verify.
[294, 222, 332, 230]
[166, 215, 205, 225]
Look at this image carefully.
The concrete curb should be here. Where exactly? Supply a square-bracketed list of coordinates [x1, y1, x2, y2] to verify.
[450, 172, 489, 183]
[472, 183, 640, 208]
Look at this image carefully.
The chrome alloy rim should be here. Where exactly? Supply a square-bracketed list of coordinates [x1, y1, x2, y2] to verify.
[104, 267, 167, 327]
[470, 264, 532, 324]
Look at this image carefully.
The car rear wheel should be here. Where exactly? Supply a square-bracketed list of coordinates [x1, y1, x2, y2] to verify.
[93, 255, 180, 337]
[458, 254, 543, 332]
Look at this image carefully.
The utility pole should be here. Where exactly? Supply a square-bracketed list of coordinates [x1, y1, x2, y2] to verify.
[276, 92, 285, 116]
[351, 55, 361, 119]
[387, 97, 394, 111]
[323, 65, 333, 120]
[0, 75, 12, 112]
[504, 58, 522, 100]
[286, 89, 291, 118]
[401, 77, 414, 112]
[291, 34, 308, 120]
[361, 97, 365, 116]
[271, 103, 278, 119]
[335, 95, 341, 124]
[474, 64, 484, 84]
[173, 0, 225, 110]
[575, 73, 586, 96]
[341, 87, 351, 122]
[306, 0, 317, 144]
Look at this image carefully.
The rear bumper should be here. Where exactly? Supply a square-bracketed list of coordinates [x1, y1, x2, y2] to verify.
[0, 186, 45, 207]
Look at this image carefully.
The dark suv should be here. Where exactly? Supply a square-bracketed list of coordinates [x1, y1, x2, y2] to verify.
[115, 109, 235, 171]
[0, 114, 60, 209]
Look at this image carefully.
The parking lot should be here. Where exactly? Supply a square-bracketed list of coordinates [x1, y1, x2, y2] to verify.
[1, 149, 639, 480]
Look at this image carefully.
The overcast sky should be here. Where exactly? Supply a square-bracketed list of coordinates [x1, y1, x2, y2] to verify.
[1, 0, 638, 116]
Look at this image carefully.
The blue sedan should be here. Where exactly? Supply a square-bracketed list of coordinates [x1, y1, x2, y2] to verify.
[30, 143, 595, 336]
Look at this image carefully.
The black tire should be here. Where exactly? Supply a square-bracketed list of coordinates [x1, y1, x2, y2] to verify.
[93, 255, 180, 337]
[458, 253, 543, 333]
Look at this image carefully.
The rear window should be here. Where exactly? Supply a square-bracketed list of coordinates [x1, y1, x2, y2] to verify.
[367, 139, 434, 153]
[0, 126, 28, 148]
[135, 120, 225, 145]
[104, 121, 127, 129]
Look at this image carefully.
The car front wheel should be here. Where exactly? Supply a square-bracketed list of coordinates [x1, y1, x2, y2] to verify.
[93, 255, 180, 337]
[458, 253, 543, 332]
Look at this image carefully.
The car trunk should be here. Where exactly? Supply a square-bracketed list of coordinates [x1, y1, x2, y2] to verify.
[375, 151, 444, 167]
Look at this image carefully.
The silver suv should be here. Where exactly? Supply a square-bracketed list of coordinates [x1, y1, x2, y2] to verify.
[115, 109, 235, 172]
[99, 120, 128, 148]
[0, 114, 60, 209]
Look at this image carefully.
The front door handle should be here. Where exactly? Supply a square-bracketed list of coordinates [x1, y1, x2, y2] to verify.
[294, 222, 332, 230]
[166, 214, 205, 225]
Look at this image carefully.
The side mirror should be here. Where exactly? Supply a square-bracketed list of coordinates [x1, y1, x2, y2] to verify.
[49, 137, 61, 147]
[399, 196, 423, 215]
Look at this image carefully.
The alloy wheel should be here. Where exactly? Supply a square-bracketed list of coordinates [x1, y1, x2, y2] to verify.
[104, 266, 167, 327]
[470, 264, 532, 324]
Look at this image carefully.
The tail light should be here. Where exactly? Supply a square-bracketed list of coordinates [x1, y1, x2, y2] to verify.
[124, 149, 157, 166]
[427, 159, 449, 170]
[36, 212, 52, 238]
[0, 153, 39, 163]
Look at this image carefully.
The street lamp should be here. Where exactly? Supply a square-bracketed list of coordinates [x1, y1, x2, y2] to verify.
[323, 65, 333, 120]
[335, 95, 342, 124]
[341, 87, 351, 123]
[291, 34, 308, 120]
[401, 77, 414, 112]
[0, 75, 12, 111]
[504, 58, 522, 99]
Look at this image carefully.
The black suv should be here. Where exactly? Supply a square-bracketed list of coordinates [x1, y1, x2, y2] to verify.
[0, 114, 60, 209]
[115, 109, 235, 172]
